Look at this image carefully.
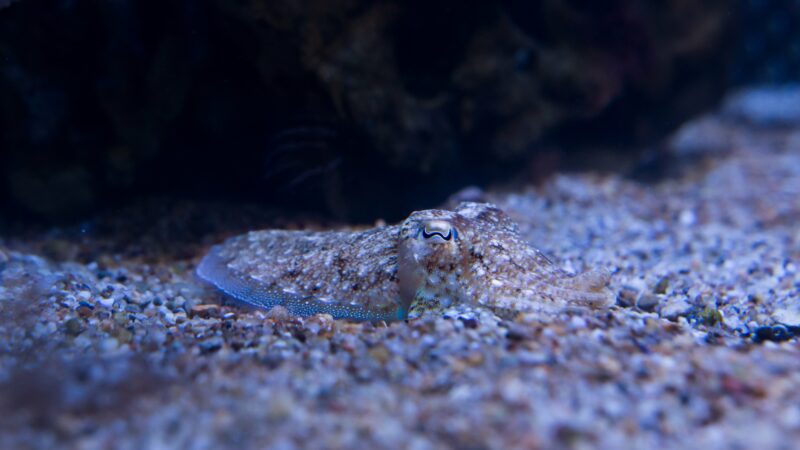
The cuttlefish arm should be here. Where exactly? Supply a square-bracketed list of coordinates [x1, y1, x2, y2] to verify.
[196, 245, 408, 322]
[534, 268, 614, 308]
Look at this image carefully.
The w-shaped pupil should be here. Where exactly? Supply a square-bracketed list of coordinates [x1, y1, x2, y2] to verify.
[422, 228, 453, 240]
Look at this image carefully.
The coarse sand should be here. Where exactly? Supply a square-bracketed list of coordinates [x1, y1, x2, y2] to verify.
[1, 90, 799, 449]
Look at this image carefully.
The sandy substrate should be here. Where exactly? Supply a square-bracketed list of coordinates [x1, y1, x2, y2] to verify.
[1, 96, 799, 449]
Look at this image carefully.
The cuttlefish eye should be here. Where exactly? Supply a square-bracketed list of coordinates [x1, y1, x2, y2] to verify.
[420, 220, 458, 241]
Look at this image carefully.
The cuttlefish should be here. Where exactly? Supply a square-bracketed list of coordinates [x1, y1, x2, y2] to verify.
[197, 202, 613, 321]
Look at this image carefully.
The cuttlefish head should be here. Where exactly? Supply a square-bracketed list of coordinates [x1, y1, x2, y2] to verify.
[397, 208, 470, 315]
[397, 202, 517, 275]
[399, 209, 465, 268]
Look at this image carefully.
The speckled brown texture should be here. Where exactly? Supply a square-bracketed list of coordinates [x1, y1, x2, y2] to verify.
[199, 202, 613, 320]
[399, 203, 613, 316]
[210, 226, 400, 310]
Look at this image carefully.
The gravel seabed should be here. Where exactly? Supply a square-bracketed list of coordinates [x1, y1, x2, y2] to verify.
[1, 98, 799, 449]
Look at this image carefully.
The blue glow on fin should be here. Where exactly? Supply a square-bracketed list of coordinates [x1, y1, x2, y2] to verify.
[197, 245, 407, 322]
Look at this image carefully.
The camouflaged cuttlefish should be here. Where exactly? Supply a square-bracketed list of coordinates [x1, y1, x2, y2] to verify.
[197, 202, 613, 321]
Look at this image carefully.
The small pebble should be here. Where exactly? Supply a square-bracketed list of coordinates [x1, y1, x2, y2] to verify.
[160, 309, 176, 326]
[65, 318, 86, 336]
[653, 277, 670, 295]
[679, 210, 696, 226]
[76, 304, 94, 318]
[199, 338, 223, 354]
[617, 285, 639, 308]
[78, 300, 95, 309]
[191, 304, 221, 319]
[659, 297, 693, 320]
[459, 317, 479, 329]
[636, 294, 661, 312]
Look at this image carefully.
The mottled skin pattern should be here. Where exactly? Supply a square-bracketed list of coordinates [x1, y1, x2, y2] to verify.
[197, 202, 613, 321]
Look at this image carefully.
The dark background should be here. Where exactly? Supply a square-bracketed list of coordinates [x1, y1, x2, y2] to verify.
[0, 0, 798, 223]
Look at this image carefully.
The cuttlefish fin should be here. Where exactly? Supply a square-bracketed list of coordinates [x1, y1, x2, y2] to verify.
[197, 244, 407, 322]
